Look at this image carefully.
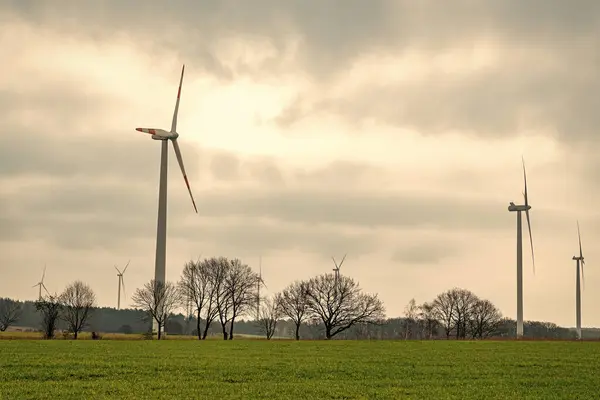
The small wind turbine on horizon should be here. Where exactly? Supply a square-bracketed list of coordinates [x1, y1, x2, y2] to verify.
[256, 256, 267, 319]
[114, 260, 130, 310]
[507, 158, 535, 339]
[135, 64, 198, 333]
[332, 254, 346, 293]
[572, 221, 586, 340]
[32, 264, 49, 300]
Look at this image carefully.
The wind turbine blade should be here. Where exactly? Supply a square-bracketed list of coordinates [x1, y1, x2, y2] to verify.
[171, 138, 198, 213]
[522, 157, 529, 206]
[338, 253, 347, 270]
[525, 209, 535, 274]
[171, 64, 185, 132]
[123, 260, 130, 274]
[42, 283, 50, 295]
[114, 265, 121, 274]
[32, 283, 38, 288]
[577, 221, 583, 259]
[41, 264, 46, 282]
[121, 278, 126, 299]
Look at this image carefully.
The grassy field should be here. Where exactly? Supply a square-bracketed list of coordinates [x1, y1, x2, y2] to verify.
[0, 340, 599, 399]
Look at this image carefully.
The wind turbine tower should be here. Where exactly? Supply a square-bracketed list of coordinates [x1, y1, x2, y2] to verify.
[135, 65, 198, 333]
[114, 260, 130, 310]
[572, 221, 586, 340]
[507, 158, 535, 338]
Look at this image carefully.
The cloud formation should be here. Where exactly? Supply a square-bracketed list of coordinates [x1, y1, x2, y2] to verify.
[1, 0, 599, 326]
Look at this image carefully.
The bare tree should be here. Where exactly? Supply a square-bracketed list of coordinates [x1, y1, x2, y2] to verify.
[403, 298, 418, 339]
[417, 301, 438, 339]
[131, 280, 182, 339]
[35, 294, 62, 339]
[451, 288, 478, 339]
[431, 290, 456, 339]
[225, 259, 258, 340]
[214, 259, 233, 340]
[0, 298, 22, 332]
[60, 281, 96, 339]
[178, 258, 218, 340]
[468, 298, 503, 339]
[258, 296, 281, 340]
[305, 274, 385, 339]
[277, 281, 310, 340]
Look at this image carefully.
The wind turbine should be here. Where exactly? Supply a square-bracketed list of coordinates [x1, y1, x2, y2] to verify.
[32, 264, 49, 300]
[114, 260, 130, 310]
[256, 256, 267, 319]
[332, 254, 346, 293]
[135, 65, 198, 333]
[507, 158, 535, 338]
[572, 221, 586, 340]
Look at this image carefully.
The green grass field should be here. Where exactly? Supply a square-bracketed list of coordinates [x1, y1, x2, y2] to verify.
[0, 340, 598, 399]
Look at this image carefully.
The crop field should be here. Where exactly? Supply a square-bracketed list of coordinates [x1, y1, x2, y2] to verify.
[0, 340, 599, 399]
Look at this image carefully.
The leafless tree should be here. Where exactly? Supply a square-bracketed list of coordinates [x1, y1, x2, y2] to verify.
[225, 259, 259, 340]
[305, 274, 385, 339]
[35, 294, 62, 339]
[258, 296, 281, 340]
[214, 258, 234, 340]
[0, 298, 22, 332]
[451, 288, 478, 339]
[277, 281, 310, 340]
[403, 298, 418, 339]
[131, 279, 182, 339]
[178, 258, 220, 340]
[468, 298, 503, 339]
[417, 301, 438, 339]
[59, 281, 96, 339]
[431, 290, 456, 339]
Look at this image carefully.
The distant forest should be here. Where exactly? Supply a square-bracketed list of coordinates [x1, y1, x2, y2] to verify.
[2, 297, 598, 340]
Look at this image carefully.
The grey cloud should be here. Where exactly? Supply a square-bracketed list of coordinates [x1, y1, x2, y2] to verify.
[391, 242, 458, 265]
[277, 50, 600, 142]
[6, 0, 599, 83]
[5, 0, 600, 144]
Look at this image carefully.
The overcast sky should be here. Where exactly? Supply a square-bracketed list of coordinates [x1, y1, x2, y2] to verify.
[1, 1, 599, 328]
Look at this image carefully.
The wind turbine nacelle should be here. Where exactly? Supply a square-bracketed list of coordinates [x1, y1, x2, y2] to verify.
[508, 204, 531, 212]
[152, 132, 178, 140]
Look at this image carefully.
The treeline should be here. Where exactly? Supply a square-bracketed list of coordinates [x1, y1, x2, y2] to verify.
[1, 256, 598, 340]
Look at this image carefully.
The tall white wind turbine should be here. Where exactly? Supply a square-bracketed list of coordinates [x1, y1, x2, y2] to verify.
[507, 158, 535, 338]
[572, 221, 586, 340]
[135, 65, 198, 332]
[114, 260, 130, 310]
[32, 264, 49, 300]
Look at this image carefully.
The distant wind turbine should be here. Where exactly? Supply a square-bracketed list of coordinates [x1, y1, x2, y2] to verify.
[256, 256, 267, 318]
[114, 260, 130, 310]
[507, 158, 535, 338]
[32, 264, 49, 300]
[572, 221, 586, 340]
[332, 254, 346, 293]
[135, 64, 198, 333]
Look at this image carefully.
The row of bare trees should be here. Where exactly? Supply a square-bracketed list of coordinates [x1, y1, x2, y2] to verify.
[401, 288, 503, 340]
[130, 257, 386, 340]
[34, 281, 97, 339]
